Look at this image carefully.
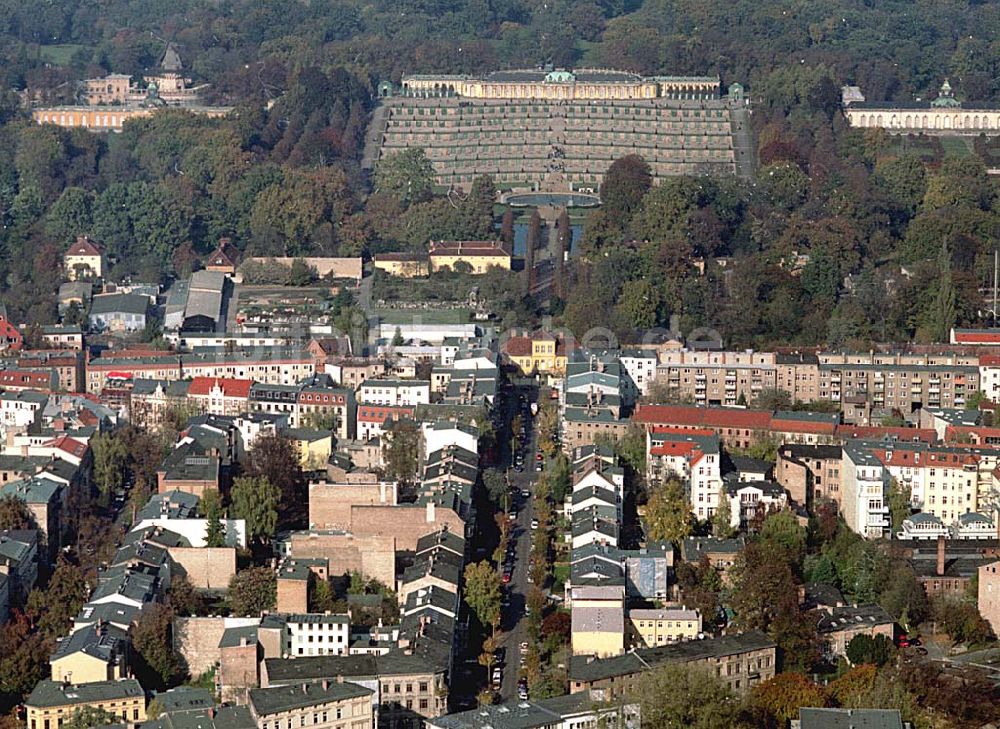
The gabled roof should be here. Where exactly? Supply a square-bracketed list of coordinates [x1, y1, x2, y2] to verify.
[66, 236, 103, 257]
[187, 376, 253, 399]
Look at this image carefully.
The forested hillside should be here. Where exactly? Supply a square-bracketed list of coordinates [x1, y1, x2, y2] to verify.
[1, 0, 999, 345]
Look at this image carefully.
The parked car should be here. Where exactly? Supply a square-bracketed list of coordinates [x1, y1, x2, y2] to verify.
[531, 519, 539, 529]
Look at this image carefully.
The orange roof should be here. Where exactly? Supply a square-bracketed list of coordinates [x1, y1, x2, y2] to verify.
[955, 330, 1000, 344]
[358, 405, 415, 423]
[206, 238, 240, 268]
[771, 417, 837, 435]
[187, 376, 253, 398]
[980, 355, 1000, 366]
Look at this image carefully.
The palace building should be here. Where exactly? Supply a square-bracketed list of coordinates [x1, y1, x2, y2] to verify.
[365, 68, 750, 191]
[843, 79, 1000, 134]
[31, 43, 232, 132]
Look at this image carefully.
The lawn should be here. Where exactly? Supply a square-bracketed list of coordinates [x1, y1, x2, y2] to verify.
[35, 44, 88, 65]
[940, 136, 973, 157]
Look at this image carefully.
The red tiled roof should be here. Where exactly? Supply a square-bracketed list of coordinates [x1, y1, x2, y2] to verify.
[980, 355, 1000, 366]
[955, 331, 1000, 344]
[0, 370, 52, 389]
[358, 405, 415, 423]
[66, 236, 103, 257]
[429, 240, 512, 257]
[503, 337, 533, 357]
[43, 434, 88, 458]
[771, 418, 837, 435]
[187, 376, 253, 398]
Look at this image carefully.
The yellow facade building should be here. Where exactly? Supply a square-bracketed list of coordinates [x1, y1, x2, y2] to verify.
[503, 331, 570, 375]
[26, 679, 146, 729]
[285, 428, 334, 470]
[627, 607, 702, 648]
[374, 252, 431, 278]
[571, 585, 625, 658]
[428, 240, 512, 274]
[64, 236, 105, 281]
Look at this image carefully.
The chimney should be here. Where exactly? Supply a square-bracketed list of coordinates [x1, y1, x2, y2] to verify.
[936, 535, 947, 577]
[207, 708, 216, 719]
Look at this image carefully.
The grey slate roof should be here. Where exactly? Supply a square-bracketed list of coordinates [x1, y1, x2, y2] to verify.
[797, 708, 903, 729]
[568, 630, 775, 683]
[90, 293, 149, 316]
[27, 678, 144, 708]
[51, 623, 129, 663]
[816, 605, 894, 634]
[249, 681, 371, 716]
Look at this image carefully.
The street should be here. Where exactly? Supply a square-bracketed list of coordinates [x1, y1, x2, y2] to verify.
[498, 385, 543, 701]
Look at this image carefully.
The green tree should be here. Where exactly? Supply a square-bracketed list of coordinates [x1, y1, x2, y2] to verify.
[632, 663, 744, 729]
[384, 420, 421, 483]
[712, 496, 736, 538]
[600, 154, 652, 219]
[201, 489, 226, 548]
[26, 557, 89, 640]
[483, 469, 509, 508]
[846, 633, 895, 667]
[0, 494, 35, 530]
[374, 148, 435, 206]
[62, 707, 120, 729]
[132, 603, 180, 689]
[228, 566, 277, 616]
[930, 243, 956, 343]
[168, 574, 201, 617]
[92, 432, 128, 508]
[878, 563, 928, 629]
[392, 326, 405, 346]
[246, 435, 303, 508]
[888, 478, 911, 535]
[759, 510, 807, 568]
[309, 574, 336, 613]
[644, 478, 694, 544]
[464, 560, 502, 635]
[231, 476, 279, 545]
[45, 187, 93, 243]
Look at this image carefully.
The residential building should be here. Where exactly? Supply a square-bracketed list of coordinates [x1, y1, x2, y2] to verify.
[358, 379, 430, 407]
[248, 681, 374, 729]
[627, 607, 702, 647]
[570, 584, 625, 658]
[26, 678, 146, 729]
[426, 693, 640, 729]
[205, 238, 241, 275]
[722, 481, 788, 530]
[0, 529, 40, 602]
[374, 252, 430, 278]
[646, 428, 722, 519]
[794, 708, 904, 729]
[775, 444, 842, 508]
[568, 630, 776, 698]
[978, 561, 1000, 635]
[428, 240, 512, 273]
[816, 604, 894, 658]
[186, 377, 253, 416]
[49, 623, 130, 684]
[502, 331, 571, 376]
[64, 236, 105, 280]
[841, 444, 889, 538]
[88, 293, 149, 333]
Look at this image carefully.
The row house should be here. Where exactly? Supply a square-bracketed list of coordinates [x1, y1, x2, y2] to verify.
[249, 382, 357, 440]
[186, 377, 253, 417]
[86, 347, 316, 393]
[646, 427, 722, 519]
[358, 378, 431, 407]
[841, 444, 890, 539]
[358, 405, 415, 442]
[655, 349, 778, 407]
[5, 350, 85, 392]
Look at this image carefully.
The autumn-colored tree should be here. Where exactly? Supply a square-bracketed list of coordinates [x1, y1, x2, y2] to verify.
[748, 673, 830, 728]
[0, 610, 49, 698]
[644, 478, 694, 544]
